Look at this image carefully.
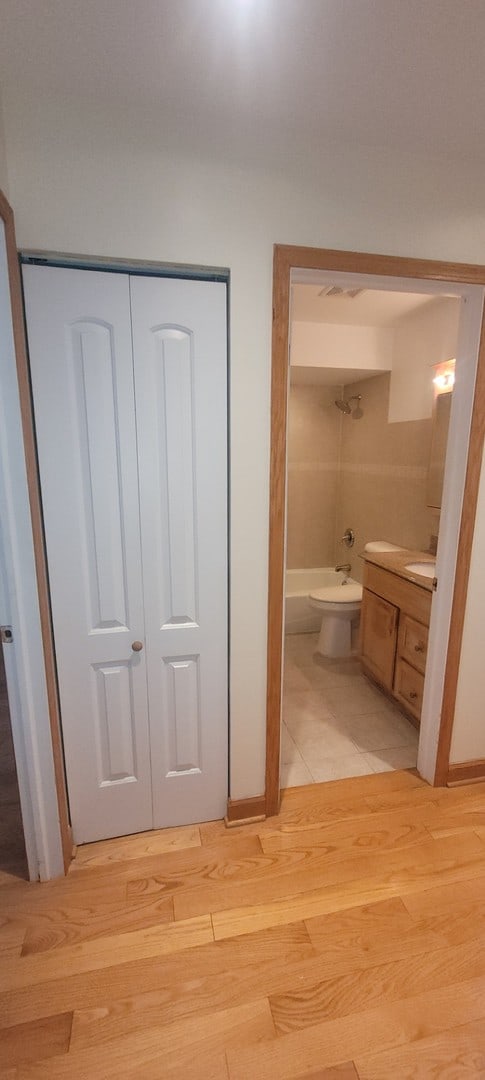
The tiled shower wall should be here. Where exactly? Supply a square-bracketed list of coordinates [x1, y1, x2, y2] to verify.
[287, 373, 438, 577]
[286, 385, 342, 569]
[335, 372, 438, 583]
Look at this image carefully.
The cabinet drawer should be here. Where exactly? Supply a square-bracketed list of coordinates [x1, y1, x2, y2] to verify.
[398, 615, 429, 675]
[394, 658, 424, 720]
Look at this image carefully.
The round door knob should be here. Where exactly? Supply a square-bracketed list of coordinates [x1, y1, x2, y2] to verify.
[414, 642, 425, 653]
[131, 640, 144, 652]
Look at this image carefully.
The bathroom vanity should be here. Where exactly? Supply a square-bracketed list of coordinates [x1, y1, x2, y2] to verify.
[359, 551, 434, 726]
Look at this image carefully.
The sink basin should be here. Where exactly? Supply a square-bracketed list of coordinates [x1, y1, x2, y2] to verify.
[404, 561, 436, 579]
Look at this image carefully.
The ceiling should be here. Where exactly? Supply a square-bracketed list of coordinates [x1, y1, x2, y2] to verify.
[291, 286, 436, 327]
[1, 1, 485, 167]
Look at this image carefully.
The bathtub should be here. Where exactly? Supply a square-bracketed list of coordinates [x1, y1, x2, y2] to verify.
[285, 566, 358, 635]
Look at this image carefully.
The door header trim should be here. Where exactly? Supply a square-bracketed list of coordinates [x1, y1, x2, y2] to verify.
[20, 250, 230, 284]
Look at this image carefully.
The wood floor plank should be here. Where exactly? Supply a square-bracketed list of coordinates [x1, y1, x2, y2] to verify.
[424, 795, 485, 839]
[0, 876, 130, 915]
[1, 1013, 73, 1068]
[429, 823, 485, 841]
[0, 917, 26, 955]
[1, 838, 257, 922]
[0, 922, 312, 1029]
[16, 999, 275, 1080]
[269, 936, 485, 1035]
[64, 907, 439, 1049]
[128, 1055, 229, 1080]
[71, 824, 202, 869]
[16, 834, 262, 956]
[20, 892, 174, 955]
[138, 1056, 229, 1080]
[354, 1017, 485, 1078]
[363, 780, 485, 816]
[303, 895, 445, 957]
[260, 808, 431, 855]
[178, 831, 481, 923]
[401, 874, 485, 946]
[0, 838, 262, 961]
[290, 1067, 358, 1080]
[137, 847, 314, 910]
[208, 833, 485, 937]
[226, 974, 485, 1080]
[279, 770, 425, 805]
[2, 773, 485, 1078]
[68, 899, 446, 1052]
[200, 772, 428, 846]
[68, 832, 262, 890]
[125, 834, 265, 901]
[69, 922, 313, 1049]
[66, 907, 442, 1049]
[199, 818, 268, 845]
[1, 914, 214, 991]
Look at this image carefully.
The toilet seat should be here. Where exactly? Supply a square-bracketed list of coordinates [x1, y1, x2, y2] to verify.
[307, 580, 362, 657]
[309, 582, 362, 604]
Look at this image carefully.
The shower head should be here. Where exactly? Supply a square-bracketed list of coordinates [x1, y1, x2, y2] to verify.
[334, 394, 362, 415]
[334, 398, 352, 414]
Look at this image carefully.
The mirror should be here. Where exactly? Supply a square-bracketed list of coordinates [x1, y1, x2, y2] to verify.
[427, 392, 452, 509]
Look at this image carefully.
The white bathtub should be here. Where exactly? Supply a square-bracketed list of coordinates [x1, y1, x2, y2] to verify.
[285, 566, 358, 635]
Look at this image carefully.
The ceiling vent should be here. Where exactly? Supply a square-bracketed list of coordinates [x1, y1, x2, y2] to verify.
[318, 286, 364, 299]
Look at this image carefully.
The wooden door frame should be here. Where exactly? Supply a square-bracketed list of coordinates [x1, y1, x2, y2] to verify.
[0, 189, 72, 873]
[266, 243, 485, 815]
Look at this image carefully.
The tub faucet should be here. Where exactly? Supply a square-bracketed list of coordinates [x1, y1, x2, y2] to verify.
[335, 563, 351, 574]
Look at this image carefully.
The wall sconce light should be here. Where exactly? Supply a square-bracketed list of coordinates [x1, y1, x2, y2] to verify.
[433, 370, 455, 391]
[432, 358, 456, 393]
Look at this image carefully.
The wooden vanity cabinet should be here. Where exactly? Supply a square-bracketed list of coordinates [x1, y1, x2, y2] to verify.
[394, 613, 430, 721]
[360, 591, 398, 690]
[360, 563, 432, 726]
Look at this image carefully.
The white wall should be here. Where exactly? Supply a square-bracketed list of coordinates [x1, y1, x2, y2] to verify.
[4, 94, 485, 796]
[291, 322, 393, 373]
[451, 440, 485, 763]
[390, 298, 460, 423]
[0, 91, 9, 196]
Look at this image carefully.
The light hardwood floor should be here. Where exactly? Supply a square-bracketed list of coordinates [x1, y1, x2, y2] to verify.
[1, 770, 485, 1077]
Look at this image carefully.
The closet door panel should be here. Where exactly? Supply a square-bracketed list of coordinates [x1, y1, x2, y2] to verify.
[23, 266, 152, 843]
[130, 276, 228, 827]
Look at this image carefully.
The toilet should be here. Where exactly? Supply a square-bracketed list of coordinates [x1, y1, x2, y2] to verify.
[308, 580, 363, 658]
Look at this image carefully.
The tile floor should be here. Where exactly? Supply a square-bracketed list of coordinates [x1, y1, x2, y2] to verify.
[282, 632, 419, 787]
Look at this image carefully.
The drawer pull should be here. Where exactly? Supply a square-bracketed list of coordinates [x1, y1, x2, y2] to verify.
[409, 690, 418, 699]
[414, 642, 425, 653]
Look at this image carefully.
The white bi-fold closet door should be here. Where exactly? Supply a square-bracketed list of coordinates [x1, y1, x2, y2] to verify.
[23, 265, 228, 844]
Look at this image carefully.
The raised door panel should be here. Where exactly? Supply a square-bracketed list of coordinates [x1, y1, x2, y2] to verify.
[360, 588, 398, 690]
[22, 266, 152, 843]
[130, 275, 228, 827]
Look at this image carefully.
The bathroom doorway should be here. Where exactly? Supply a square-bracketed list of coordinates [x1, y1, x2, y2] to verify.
[282, 290, 457, 786]
[265, 246, 485, 814]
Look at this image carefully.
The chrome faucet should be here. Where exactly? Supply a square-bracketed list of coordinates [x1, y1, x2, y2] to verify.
[335, 563, 351, 574]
